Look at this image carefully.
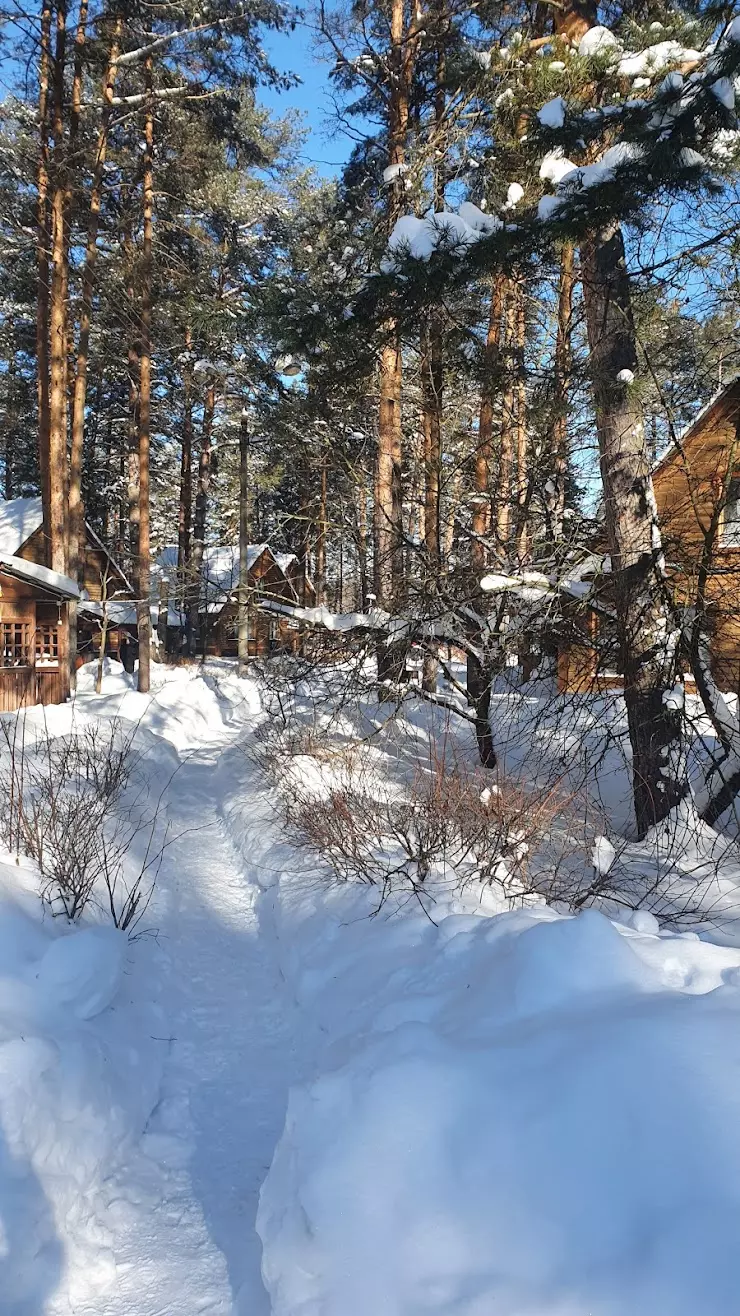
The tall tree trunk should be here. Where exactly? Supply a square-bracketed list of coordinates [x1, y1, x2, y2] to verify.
[419, 13, 448, 692]
[544, 244, 575, 543]
[67, 10, 118, 686]
[237, 408, 250, 675]
[375, 334, 404, 608]
[5, 323, 17, 499]
[69, 19, 122, 579]
[375, 0, 417, 687]
[472, 275, 504, 573]
[467, 275, 505, 747]
[356, 473, 368, 609]
[127, 345, 140, 576]
[580, 222, 686, 837]
[514, 276, 530, 563]
[36, 0, 52, 539]
[136, 59, 154, 693]
[48, 0, 69, 579]
[178, 326, 194, 576]
[495, 279, 517, 561]
[315, 452, 327, 605]
[188, 378, 215, 656]
[421, 320, 442, 691]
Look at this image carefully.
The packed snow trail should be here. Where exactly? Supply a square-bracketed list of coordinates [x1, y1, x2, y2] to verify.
[84, 726, 300, 1315]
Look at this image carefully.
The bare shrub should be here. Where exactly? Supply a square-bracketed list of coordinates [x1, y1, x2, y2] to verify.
[0, 712, 172, 931]
[279, 734, 581, 913]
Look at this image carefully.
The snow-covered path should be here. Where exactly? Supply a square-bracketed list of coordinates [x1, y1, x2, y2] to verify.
[86, 731, 298, 1316]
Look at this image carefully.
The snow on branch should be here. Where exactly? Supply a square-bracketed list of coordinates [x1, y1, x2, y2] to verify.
[116, 18, 234, 67]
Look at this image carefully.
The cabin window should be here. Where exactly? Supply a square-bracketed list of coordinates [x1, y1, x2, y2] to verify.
[1, 621, 31, 666]
[722, 474, 740, 546]
[35, 623, 59, 665]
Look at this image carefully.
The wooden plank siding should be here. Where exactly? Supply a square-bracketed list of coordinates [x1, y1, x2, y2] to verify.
[17, 525, 132, 601]
[0, 574, 69, 710]
[557, 379, 740, 694]
[653, 380, 740, 692]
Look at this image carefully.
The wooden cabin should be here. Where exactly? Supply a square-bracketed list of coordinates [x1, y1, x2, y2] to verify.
[201, 544, 303, 658]
[0, 498, 133, 603]
[557, 377, 740, 694]
[0, 553, 78, 710]
[274, 552, 317, 609]
[152, 542, 314, 658]
[0, 498, 137, 668]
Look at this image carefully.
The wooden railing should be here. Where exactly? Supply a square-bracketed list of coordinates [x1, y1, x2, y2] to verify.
[0, 667, 65, 711]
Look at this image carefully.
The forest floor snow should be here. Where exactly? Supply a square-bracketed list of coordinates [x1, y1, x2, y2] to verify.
[2, 661, 740, 1314]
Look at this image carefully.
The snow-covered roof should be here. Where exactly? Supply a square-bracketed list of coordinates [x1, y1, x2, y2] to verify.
[153, 545, 179, 579]
[564, 553, 611, 582]
[201, 544, 271, 605]
[0, 496, 44, 554]
[153, 542, 312, 610]
[0, 497, 133, 593]
[0, 551, 79, 598]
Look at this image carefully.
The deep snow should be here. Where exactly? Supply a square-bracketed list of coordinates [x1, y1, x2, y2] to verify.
[3, 661, 740, 1314]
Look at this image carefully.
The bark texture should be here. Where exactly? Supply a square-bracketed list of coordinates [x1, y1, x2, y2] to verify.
[581, 221, 686, 837]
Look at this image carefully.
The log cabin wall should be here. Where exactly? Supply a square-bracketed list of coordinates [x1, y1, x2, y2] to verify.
[557, 381, 740, 694]
[18, 527, 132, 601]
[0, 575, 68, 710]
[653, 380, 740, 692]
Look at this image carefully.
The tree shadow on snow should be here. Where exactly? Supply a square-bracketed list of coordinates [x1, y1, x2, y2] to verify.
[156, 750, 299, 1316]
[0, 1124, 63, 1315]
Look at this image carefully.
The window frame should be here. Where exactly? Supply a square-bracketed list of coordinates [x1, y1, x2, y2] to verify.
[721, 471, 740, 548]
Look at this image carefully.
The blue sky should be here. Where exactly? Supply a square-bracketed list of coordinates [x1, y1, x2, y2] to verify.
[259, 23, 354, 177]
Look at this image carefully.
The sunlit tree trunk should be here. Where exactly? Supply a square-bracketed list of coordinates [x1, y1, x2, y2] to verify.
[495, 279, 517, 559]
[68, 12, 120, 685]
[544, 244, 575, 543]
[237, 408, 250, 675]
[315, 452, 327, 605]
[514, 276, 530, 563]
[375, 0, 418, 686]
[178, 326, 194, 578]
[188, 377, 215, 657]
[36, 0, 52, 540]
[467, 275, 506, 763]
[47, 0, 69, 579]
[136, 59, 154, 693]
[581, 223, 686, 837]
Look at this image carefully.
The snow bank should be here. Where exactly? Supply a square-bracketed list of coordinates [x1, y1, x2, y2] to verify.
[75, 658, 260, 752]
[0, 876, 164, 1310]
[258, 900, 740, 1316]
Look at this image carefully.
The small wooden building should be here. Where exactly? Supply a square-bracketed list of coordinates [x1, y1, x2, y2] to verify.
[152, 542, 314, 659]
[0, 497, 133, 603]
[0, 552, 78, 710]
[201, 544, 304, 658]
[0, 497, 137, 668]
[558, 377, 740, 693]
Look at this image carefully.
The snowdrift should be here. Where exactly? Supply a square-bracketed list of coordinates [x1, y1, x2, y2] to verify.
[0, 854, 165, 1312]
[257, 903, 740, 1316]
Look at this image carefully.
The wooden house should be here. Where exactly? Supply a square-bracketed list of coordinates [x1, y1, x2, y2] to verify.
[200, 544, 304, 658]
[274, 552, 317, 609]
[0, 498, 133, 603]
[557, 377, 740, 693]
[0, 552, 78, 710]
[0, 498, 137, 668]
[153, 542, 314, 658]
